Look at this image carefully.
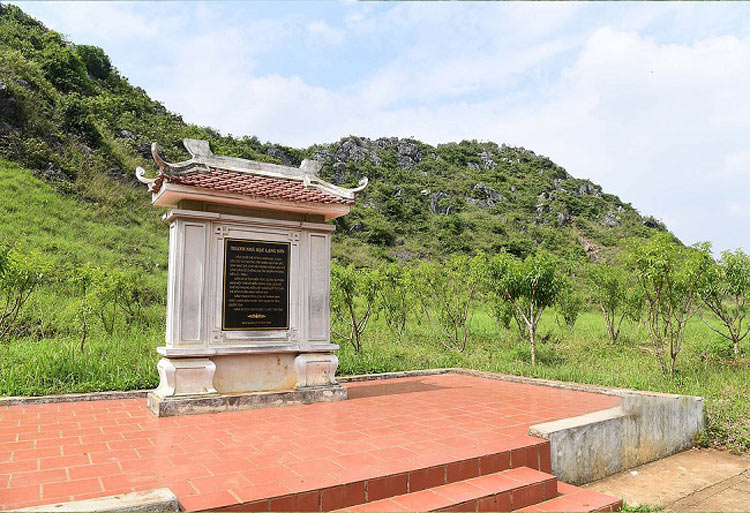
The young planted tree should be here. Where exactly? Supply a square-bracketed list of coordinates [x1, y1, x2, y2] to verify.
[485, 251, 564, 365]
[588, 262, 643, 344]
[330, 263, 379, 353]
[70, 264, 95, 351]
[89, 268, 150, 335]
[556, 279, 584, 331]
[0, 244, 48, 342]
[700, 248, 750, 358]
[376, 262, 410, 337]
[626, 234, 711, 376]
[408, 254, 484, 352]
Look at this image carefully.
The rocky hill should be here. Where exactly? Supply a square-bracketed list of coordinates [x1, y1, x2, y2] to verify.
[0, 4, 667, 268]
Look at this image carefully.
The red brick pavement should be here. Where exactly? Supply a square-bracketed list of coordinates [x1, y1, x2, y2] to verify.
[0, 374, 619, 511]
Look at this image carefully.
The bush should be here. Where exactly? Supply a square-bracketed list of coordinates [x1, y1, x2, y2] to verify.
[76, 44, 112, 80]
[407, 254, 484, 352]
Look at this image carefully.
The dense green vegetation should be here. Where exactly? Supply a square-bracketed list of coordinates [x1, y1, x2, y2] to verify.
[0, 3, 748, 459]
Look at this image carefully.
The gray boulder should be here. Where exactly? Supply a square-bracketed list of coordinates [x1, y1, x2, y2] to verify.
[0, 79, 20, 123]
[478, 151, 497, 170]
[431, 192, 452, 215]
[35, 162, 72, 182]
[642, 216, 663, 229]
[577, 183, 602, 197]
[336, 139, 382, 166]
[468, 182, 504, 209]
[266, 147, 293, 166]
[557, 211, 571, 226]
[374, 137, 398, 150]
[600, 211, 622, 228]
[312, 150, 335, 164]
[117, 129, 136, 141]
[395, 141, 421, 168]
[537, 191, 556, 201]
[347, 223, 365, 235]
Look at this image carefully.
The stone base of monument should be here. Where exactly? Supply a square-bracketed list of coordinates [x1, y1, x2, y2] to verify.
[147, 384, 347, 417]
[146, 349, 346, 417]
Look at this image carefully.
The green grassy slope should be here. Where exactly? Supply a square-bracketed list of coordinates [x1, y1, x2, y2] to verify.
[0, 3, 668, 271]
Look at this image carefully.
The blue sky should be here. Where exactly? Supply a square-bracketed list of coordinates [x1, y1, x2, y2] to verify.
[12, 1, 750, 254]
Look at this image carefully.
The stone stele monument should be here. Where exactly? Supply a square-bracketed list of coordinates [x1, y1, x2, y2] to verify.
[136, 138, 367, 416]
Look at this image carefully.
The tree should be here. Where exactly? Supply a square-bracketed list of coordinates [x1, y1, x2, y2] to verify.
[331, 263, 379, 353]
[700, 248, 750, 358]
[626, 234, 711, 376]
[70, 264, 95, 352]
[0, 244, 48, 342]
[588, 262, 643, 343]
[486, 251, 564, 365]
[408, 254, 484, 352]
[376, 262, 410, 337]
[89, 267, 150, 335]
[556, 278, 584, 331]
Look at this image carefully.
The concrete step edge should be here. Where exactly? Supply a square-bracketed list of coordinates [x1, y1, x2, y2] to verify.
[334, 467, 558, 512]
[205, 440, 552, 512]
[514, 485, 623, 513]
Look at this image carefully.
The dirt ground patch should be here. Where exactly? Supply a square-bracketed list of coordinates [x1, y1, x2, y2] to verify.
[585, 448, 750, 512]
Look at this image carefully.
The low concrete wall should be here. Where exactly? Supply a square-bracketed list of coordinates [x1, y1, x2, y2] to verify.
[529, 391, 704, 485]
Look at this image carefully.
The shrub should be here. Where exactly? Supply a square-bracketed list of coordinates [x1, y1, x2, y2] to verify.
[76, 44, 112, 80]
[407, 254, 484, 352]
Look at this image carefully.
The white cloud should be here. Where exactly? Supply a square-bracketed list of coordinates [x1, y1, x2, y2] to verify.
[306, 20, 345, 45]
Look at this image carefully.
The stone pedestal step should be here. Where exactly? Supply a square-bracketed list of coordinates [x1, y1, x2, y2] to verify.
[335, 467, 558, 512]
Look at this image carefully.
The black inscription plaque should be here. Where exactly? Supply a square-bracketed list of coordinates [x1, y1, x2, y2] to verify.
[222, 239, 290, 331]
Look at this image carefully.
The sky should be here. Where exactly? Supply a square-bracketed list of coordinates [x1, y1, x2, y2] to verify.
[11, 1, 750, 254]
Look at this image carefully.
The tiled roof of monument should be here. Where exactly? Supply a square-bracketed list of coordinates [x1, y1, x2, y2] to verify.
[136, 138, 366, 206]
[150, 168, 354, 205]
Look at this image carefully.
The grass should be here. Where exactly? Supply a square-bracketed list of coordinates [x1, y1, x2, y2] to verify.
[0, 329, 159, 395]
[0, 159, 168, 285]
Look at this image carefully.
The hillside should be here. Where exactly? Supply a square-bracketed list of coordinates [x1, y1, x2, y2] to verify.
[0, 4, 667, 270]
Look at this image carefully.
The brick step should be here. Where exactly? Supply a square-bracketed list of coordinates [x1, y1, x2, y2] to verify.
[515, 482, 622, 513]
[209, 437, 552, 512]
[335, 467, 557, 512]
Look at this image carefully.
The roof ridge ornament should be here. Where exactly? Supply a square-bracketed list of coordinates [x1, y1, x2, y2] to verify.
[138, 138, 368, 202]
[135, 166, 155, 186]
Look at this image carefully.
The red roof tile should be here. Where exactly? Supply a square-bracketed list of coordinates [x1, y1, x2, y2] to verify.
[152, 168, 353, 205]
